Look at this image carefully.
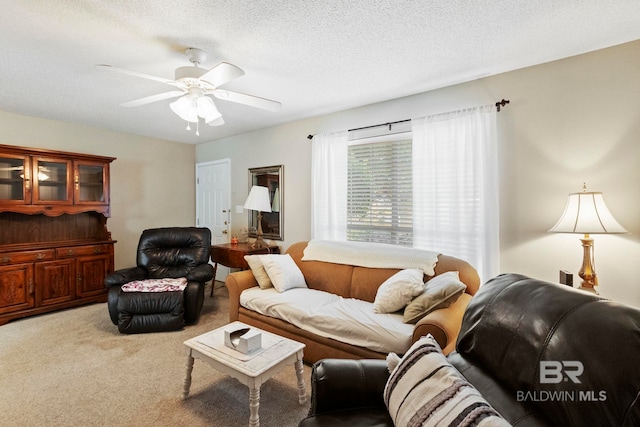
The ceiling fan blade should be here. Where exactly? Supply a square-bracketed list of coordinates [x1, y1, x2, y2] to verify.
[199, 62, 245, 87]
[120, 91, 185, 107]
[213, 89, 282, 112]
[95, 64, 178, 86]
[207, 117, 225, 127]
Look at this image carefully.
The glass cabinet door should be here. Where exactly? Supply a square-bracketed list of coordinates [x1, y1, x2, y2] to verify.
[0, 154, 30, 204]
[32, 158, 72, 204]
[75, 162, 107, 204]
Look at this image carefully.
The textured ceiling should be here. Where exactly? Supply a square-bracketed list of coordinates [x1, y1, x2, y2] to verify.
[1, 1, 639, 144]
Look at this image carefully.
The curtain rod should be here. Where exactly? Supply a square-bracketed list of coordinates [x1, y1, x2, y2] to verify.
[306, 119, 409, 140]
[306, 99, 510, 139]
[495, 98, 510, 112]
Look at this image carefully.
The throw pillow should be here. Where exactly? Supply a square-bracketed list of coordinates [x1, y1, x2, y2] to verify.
[373, 269, 425, 314]
[384, 334, 509, 427]
[260, 254, 308, 293]
[121, 277, 188, 292]
[244, 255, 273, 289]
[403, 271, 467, 324]
[386, 352, 401, 373]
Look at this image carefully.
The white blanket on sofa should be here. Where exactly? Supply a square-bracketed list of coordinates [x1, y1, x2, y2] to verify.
[240, 287, 414, 354]
[301, 239, 439, 276]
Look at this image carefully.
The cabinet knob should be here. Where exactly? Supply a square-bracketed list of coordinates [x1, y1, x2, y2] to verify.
[93, 247, 104, 254]
[0, 256, 10, 264]
[36, 253, 45, 260]
[67, 250, 75, 256]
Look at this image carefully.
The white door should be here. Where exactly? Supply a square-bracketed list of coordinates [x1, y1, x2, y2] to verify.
[196, 159, 231, 281]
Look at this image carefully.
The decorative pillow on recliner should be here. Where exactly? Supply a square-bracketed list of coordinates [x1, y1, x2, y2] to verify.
[121, 277, 188, 292]
[384, 334, 509, 427]
[373, 269, 425, 314]
[403, 271, 466, 324]
[244, 255, 273, 289]
[260, 254, 308, 292]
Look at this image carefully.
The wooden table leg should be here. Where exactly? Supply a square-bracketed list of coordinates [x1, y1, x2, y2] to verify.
[182, 351, 194, 400]
[294, 353, 307, 404]
[210, 262, 218, 297]
[249, 386, 260, 427]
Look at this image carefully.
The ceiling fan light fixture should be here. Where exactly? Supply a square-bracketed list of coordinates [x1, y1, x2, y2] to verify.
[207, 117, 225, 127]
[100, 47, 280, 135]
[197, 96, 222, 123]
[170, 95, 198, 122]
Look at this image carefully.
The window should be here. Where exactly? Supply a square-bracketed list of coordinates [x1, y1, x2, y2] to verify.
[311, 105, 498, 282]
[347, 138, 413, 245]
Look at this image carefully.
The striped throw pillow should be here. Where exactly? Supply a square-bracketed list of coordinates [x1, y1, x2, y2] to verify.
[384, 335, 509, 427]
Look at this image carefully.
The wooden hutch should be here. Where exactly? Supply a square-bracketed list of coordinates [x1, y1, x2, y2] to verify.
[0, 144, 116, 325]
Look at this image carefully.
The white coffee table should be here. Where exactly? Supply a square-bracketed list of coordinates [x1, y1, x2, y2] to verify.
[182, 321, 307, 427]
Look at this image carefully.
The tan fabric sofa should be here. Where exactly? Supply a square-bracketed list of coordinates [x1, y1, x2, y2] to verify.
[225, 241, 480, 363]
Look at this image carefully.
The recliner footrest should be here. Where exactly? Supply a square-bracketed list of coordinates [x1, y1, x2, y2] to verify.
[117, 291, 184, 334]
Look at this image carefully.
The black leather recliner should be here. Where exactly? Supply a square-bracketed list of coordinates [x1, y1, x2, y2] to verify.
[299, 274, 640, 426]
[104, 227, 214, 333]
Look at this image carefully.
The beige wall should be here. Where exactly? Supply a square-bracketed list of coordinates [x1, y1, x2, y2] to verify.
[0, 111, 196, 268]
[197, 40, 640, 307]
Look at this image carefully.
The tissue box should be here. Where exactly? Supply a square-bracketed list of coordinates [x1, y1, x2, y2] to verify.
[224, 326, 262, 354]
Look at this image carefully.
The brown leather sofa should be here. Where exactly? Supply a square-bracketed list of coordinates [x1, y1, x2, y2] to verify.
[299, 273, 640, 426]
[225, 241, 480, 363]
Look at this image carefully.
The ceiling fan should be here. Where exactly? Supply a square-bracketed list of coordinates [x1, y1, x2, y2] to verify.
[96, 48, 281, 131]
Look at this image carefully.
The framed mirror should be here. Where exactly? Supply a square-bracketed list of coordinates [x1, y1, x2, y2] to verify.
[248, 165, 283, 240]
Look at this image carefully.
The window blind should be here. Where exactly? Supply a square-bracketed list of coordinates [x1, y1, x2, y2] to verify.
[347, 138, 413, 246]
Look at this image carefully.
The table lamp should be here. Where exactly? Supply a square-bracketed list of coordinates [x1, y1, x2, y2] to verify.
[244, 185, 272, 248]
[549, 183, 626, 293]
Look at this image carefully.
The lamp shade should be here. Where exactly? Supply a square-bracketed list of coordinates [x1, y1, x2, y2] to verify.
[244, 186, 272, 212]
[271, 187, 280, 212]
[549, 189, 626, 234]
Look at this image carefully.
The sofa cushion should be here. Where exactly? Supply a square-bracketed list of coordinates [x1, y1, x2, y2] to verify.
[384, 334, 509, 426]
[244, 255, 273, 289]
[403, 271, 466, 323]
[447, 352, 550, 426]
[373, 269, 425, 313]
[260, 254, 307, 292]
[240, 287, 414, 354]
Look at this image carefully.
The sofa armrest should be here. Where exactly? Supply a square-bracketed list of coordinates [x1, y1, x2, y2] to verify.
[412, 292, 472, 354]
[308, 358, 390, 416]
[104, 266, 148, 287]
[224, 270, 259, 322]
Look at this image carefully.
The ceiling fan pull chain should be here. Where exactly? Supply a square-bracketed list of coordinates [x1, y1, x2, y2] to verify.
[196, 120, 200, 136]
[186, 121, 191, 131]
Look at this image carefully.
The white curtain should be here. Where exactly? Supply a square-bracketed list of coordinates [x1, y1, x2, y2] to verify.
[412, 106, 499, 282]
[310, 131, 349, 240]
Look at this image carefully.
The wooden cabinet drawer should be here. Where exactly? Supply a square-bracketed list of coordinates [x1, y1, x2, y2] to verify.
[0, 249, 55, 265]
[56, 244, 110, 258]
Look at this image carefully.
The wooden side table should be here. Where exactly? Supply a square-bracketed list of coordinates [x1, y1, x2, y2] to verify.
[210, 242, 280, 295]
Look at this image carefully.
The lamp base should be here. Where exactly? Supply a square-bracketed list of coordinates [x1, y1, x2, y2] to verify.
[578, 235, 598, 294]
[577, 284, 598, 294]
[251, 236, 269, 249]
[251, 211, 268, 249]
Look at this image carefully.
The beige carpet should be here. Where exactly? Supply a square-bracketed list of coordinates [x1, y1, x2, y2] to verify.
[0, 282, 311, 427]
